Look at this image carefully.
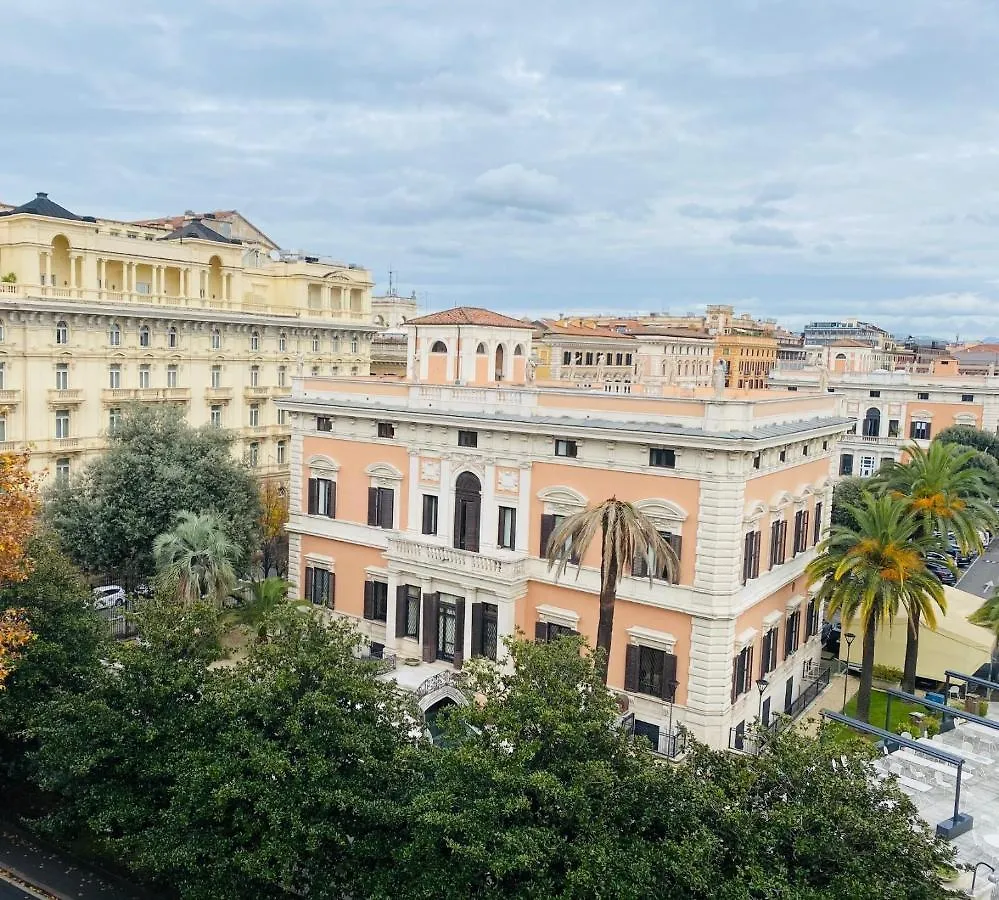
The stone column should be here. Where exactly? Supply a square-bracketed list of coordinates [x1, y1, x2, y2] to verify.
[385, 571, 399, 652]
[685, 616, 738, 749]
[481, 461, 497, 552]
[407, 450, 421, 532]
[463, 586, 477, 662]
[438, 454, 453, 544]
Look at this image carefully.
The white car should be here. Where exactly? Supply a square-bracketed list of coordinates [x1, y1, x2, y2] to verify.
[92, 585, 126, 610]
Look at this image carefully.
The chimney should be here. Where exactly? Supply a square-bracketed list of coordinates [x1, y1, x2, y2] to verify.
[37, 192, 48, 199]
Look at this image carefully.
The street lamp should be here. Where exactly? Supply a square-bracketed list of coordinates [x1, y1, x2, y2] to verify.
[842, 632, 857, 713]
[755, 678, 769, 755]
[666, 678, 680, 756]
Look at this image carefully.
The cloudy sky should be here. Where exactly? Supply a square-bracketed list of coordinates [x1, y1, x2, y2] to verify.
[3, 0, 999, 336]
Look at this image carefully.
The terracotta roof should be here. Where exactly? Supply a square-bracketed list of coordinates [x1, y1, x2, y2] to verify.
[407, 307, 534, 329]
[535, 320, 633, 339]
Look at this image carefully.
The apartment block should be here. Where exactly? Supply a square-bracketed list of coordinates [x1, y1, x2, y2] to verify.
[282, 306, 852, 751]
[0, 192, 376, 479]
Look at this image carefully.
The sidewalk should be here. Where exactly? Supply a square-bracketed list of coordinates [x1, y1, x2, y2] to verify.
[795, 665, 858, 736]
[0, 826, 154, 900]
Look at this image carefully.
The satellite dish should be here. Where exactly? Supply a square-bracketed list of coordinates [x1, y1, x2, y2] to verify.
[268, 249, 282, 261]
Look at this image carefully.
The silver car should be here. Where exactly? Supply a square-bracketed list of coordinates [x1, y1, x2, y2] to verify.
[92, 585, 126, 610]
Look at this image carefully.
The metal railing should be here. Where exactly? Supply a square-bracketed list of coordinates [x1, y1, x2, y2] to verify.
[414, 669, 466, 701]
[369, 653, 397, 675]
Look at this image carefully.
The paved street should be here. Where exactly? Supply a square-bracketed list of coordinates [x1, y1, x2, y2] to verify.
[0, 876, 39, 900]
[956, 538, 999, 598]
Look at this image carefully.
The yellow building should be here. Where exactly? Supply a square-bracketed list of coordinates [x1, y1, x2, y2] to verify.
[715, 332, 779, 389]
[0, 192, 376, 481]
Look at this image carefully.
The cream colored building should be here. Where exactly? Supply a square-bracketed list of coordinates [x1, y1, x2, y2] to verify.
[0, 192, 376, 481]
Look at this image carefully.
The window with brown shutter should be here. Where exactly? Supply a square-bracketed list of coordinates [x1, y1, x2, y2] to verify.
[422, 593, 439, 662]
[813, 502, 823, 545]
[421, 495, 439, 535]
[742, 530, 761, 583]
[363, 581, 388, 622]
[368, 487, 394, 528]
[308, 477, 336, 518]
[632, 531, 680, 583]
[396, 585, 420, 639]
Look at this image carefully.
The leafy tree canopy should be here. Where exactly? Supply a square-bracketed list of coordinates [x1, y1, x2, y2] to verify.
[936, 424, 999, 460]
[830, 476, 868, 531]
[45, 405, 262, 582]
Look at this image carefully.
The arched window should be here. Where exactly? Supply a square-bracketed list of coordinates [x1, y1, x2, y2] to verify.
[168, 326, 178, 348]
[109, 322, 121, 347]
[431, 340, 447, 353]
[862, 407, 881, 438]
[312, 333, 320, 352]
[476, 342, 487, 354]
[139, 325, 151, 347]
[351, 334, 359, 354]
[495, 344, 506, 380]
[55, 320, 69, 345]
[279, 331, 287, 352]
[211, 327, 222, 350]
[250, 329, 260, 351]
[453, 472, 482, 552]
[513, 344, 524, 356]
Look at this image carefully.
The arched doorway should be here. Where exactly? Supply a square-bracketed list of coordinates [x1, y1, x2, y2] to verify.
[423, 697, 458, 744]
[208, 255, 223, 299]
[495, 344, 506, 381]
[862, 407, 881, 437]
[453, 472, 481, 552]
[50, 235, 71, 288]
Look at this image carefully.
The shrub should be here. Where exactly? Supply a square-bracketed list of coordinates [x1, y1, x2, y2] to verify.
[872, 664, 903, 684]
[923, 715, 941, 738]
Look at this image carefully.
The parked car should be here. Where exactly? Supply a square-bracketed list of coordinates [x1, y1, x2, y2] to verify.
[926, 563, 957, 585]
[92, 585, 126, 610]
[821, 621, 842, 655]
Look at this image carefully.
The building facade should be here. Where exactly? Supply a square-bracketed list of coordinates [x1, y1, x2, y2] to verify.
[802, 319, 892, 347]
[0, 192, 376, 480]
[715, 333, 779, 389]
[282, 306, 851, 751]
[531, 321, 638, 391]
[769, 365, 999, 477]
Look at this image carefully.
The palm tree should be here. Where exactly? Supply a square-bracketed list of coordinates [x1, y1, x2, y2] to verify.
[969, 592, 999, 683]
[545, 498, 676, 684]
[806, 493, 944, 723]
[153, 511, 238, 606]
[880, 442, 997, 691]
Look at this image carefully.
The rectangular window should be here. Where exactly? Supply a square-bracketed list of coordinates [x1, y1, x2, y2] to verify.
[108, 365, 121, 389]
[910, 420, 932, 440]
[277, 408, 288, 426]
[869, 390, 880, 398]
[210, 405, 222, 428]
[307, 477, 336, 518]
[55, 364, 68, 390]
[887, 419, 899, 438]
[250, 365, 259, 388]
[792, 509, 810, 555]
[536, 621, 576, 643]
[55, 457, 70, 483]
[166, 365, 178, 388]
[761, 627, 779, 675]
[539, 513, 580, 565]
[778, 449, 786, 463]
[401, 585, 421, 639]
[917, 391, 929, 401]
[585, 352, 594, 365]
[55, 409, 70, 439]
[472, 602, 499, 661]
[625, 353, 632, 365]
[649, 447, 676, 468]
[304, 566, 333, 608]
[555, 438, 577, 458]
[497, 506, 517, 550]
[813, 502, 823, 545]
[249, 404, 260, 427]
[769, 519, 787, 568]
[211, 365, 221, 389]
[963, 394, 975, 403]
[785, 609, 801, 657]
[248, 442, 259, 467]
[138, 365, 150, 389]
[458, 429, 478, 448]
[562, 351, 571, 365]
[753, 454, 760, 470]
[839, 453, 854, 476]
[859, 455, 877, 477]
[108, 407, 121, 434]
[742, 530, 761, 583]
[278, 366, 287, 387]
[632, 531, 681, 582]
[367, 486, 394, 529]
[363, 580, 388, 622]
[377, 422, 395, 439]
[276, 441, 286, 464]
[0, 414, 5, 442]
[168, 329, 177, 349]
[316, 416, 333, 432]
[573, 351, 583, 365]
[805, 597, 820, 640]
[422, 494, 439, 535]
[731, 644, 754, 701]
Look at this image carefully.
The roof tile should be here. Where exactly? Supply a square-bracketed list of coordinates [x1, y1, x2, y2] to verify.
[407, 307, 534, 329]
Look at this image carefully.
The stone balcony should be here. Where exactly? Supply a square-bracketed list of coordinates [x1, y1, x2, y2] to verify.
[386, 534, 528, 585]
[204, 387, 234, 402]
[47, 388, 85, 406]
[0, 389, 21, 405]
[243, 386, 272, 401]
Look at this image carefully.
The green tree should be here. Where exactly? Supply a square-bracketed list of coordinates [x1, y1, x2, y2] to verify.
[880, 441, 997, 691]
[936, 424, 999, 460]
[45, 405, 261, 583]
[807, 493, 944, 722]
[153, 511, 238, 606]
[545, 499, 675, 683]
[830, 476, 868, 531]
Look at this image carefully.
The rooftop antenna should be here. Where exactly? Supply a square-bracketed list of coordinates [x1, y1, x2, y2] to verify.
[388, 267, 395, 296]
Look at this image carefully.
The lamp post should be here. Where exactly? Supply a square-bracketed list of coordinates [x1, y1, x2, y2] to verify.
[666, 678, 680, 757]
[842, 631, 857, 713]
[755, 678, 769, 755]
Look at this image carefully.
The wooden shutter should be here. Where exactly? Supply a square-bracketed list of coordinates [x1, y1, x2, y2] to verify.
[367, 487, 378, 525]
[793, 512, 802, 555]
[784, 621, 792, 659]
[624, 644, 640, 692]
[422, 593, 438, 662]
[453, 598, 466, 668]
[745, 646, 753, 693]
[422, 496, 434, 534]
[304, 566, 313, 602]
[660, 652, 678, 701]
[731, 656, 739, 704]
[813, 503, 822, 545]
[470, 602, 483, 658]
[381, 489, 395, 529]
[396, 585, 409, 637]
[668, 533, 682, 582]
[328, 481, 336, 518]
[328, 572, 335, 608]
[307, 478, 319, 514]
[539, 513, 555, 557]
[464, 503, 480, 553]
[801, 511, 809, 551]
[363, 581, 374, 620]
[534, 621, 548, 643]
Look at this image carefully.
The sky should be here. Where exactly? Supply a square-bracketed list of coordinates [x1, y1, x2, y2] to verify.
[3, 0, 999, 337]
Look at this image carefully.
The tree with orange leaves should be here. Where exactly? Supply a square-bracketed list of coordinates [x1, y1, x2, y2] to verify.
[258, 480, 289, 578]
[0, 449, 40, 586]
[0, 607, 33, 687]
